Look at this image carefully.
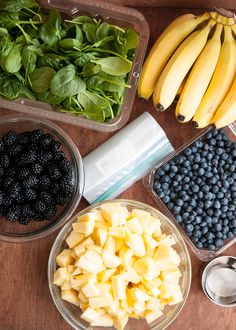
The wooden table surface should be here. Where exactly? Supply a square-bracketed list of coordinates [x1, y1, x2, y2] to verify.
[1, 5, 236, 330]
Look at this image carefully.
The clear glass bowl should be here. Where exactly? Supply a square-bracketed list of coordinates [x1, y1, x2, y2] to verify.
[0, 0, 149, 132]
[48, 199, 191, 330]
[143, 122, 236, 261]
[0, 115, 84, 243]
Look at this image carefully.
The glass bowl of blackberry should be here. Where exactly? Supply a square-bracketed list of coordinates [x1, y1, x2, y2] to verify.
[0, 115, 84, 242]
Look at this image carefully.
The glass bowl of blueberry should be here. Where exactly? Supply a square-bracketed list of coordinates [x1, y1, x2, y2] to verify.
[0, 115, 84, 242]
[143, 125, 236, 261]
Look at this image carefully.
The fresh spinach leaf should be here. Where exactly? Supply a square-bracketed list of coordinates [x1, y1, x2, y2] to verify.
[36, 90, 65, 105]
[65, 15, 94, 25]
[3, 43, 22, 73]
[0, 12, 19, 29]
[29, 66, 55, 93]
[50, 64, 86, 97]
[37, 53, 65, 70]
[96, 22, 109, 40]
[62, 96, 83, 113]
[125, 28, 138, 49]
[81, 63, 101, 77]
[74, 52, 99, 67]
[18, 85, 36, 100]
[82, 23, 97, 43]
[22, 46, 37, 76]
[0, 73, 22, 99]
[59, 38, 82, 50]
[40, 9, 63, 46]
[92, 56, 132, 76]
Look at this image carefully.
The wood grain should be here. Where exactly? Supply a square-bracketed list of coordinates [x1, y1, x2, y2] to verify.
[0, 5, 236, 330]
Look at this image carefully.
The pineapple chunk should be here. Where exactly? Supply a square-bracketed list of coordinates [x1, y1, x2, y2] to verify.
[112, 275, 127, 300]
[78, 290, 88, 303]
[145, 216, 161, 235]
[104, 235, 116, 255]
[127, 288, 150, 305]
[82, 279, 100, 298]
[159, 283, 183, 305]
[97, 228, 108, 247]
[71, 267, 82, 276]
[56, 249, 74, 267]
[72, 217, 95, 236]
[142, 278, 162, 297]
[126, 233, 146, 258]
[78, 250, 103, 274]
[90, 314, 114, 327]
[102, 250, 121, 268]
[109, 226, 126, 238]
[53, 267, 69, 286]
[98, 268, 117, 283]
[160, 268, 181, 283]
[107, 299, 120, 314]
[146, 297, 161, 310]
[94, 220, 110, 229]
[143, 234, 158, 251]
[81, 307, 105, 323]
[101, 203, 128, 227]
[120, 265, 141, 284]
[71, 274, 93, 289]
[156, 234, 176, 247]
[61, 289, 80, 306]
[114, 314, 129, 330]
[133, 257, 155, 280]
[67, 265, 75, 273]
[120, 300, 132, 314]
[131, 209, 151, 231]
[74, 246, 86, 258]
[119, 247, 133, 265]
[76, 212, 99, 223]
[115, 238, 125, 253]
[126, 217, 143, 234]
[66, 231, 84, 248]
[74, 237, 94, 256]
[86, 244, 102, 255]
[61, 281, 72, 291]
[89, 294, 113, 308]
[145, 309, 163, 324]
[154, 245, 180, 271]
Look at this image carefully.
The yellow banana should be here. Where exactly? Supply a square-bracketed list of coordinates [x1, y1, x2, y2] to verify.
[137, 12, 210, 100]
[192, 26, 236, 128]
[176, 23, 223, 123]
[153, 19, 215, 112]
[211, 74, 236, 128]
[210, 9, 236, 25]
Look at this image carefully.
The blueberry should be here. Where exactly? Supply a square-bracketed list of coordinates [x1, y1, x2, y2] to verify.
[198, 168, 205, 176]
[202, 227, 208, 234]
[205, 192, 213, 200]
[214, 209, 222, 217]
[214, 201, 221, 209]
[205, 200, 212, 209]
[171, 166, 178, 173]
[186, 224, 194, 232]
[227, 231, 234, 238]
[162, 183, 169, 191]
[167, 202, 174, 209]
[163, 163, 170, 172]
[192, 184, 199, 193]
[162, 195, 170, 204]
[208, 244, 216, 251]
[217, 192, 224, 199]
[176, 215, 182, 223]
[215, 223, 222, 231]
[214, 239, 224, 248]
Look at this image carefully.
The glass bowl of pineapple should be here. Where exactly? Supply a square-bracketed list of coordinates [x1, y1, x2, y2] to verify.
[48, 199, 191, 330]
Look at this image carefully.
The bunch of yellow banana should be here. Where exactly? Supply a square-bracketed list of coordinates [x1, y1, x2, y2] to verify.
[138, 9, 236, 129]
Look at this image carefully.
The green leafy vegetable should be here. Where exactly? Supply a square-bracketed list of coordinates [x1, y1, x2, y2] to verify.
[50, 64, 86, 97]
[30, 66, 55, 93]
[91, 56, 132, 76]
[0, 0, 138, 123]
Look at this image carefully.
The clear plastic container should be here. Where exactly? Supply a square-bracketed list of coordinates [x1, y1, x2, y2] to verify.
[0, 0, 149, 132]
[143, 123, 236, 261]
[48, 199, 191, 330]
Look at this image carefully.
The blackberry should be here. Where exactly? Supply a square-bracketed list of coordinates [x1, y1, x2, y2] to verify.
[23, 175, 38, 188]
[9, 182, 21, 196]
[49, 166, 61, 180]
[37, 150, 53, 165]
[0, 139, 4, 152]
[19, 150, 37, 166]
[40, 133, 54, 147]
[34, 213, 45, 222]
[15, 194, 25, 203]
[39, 175, 51, 190]
[3, 131, 18, 146]
[18, 131, 31, 145]
[40, 192, 53, 204]
[30, 130, 44, 143]
[34, 200, 47, 213]
[0, 193, 3, 205]
[22, 205, 34, 218]
[24, 188, 37, 200]
[59, 178, 74, 197]
[31, 163, 43, 175]
[19, 217, 31, 225]
[7, 206, 21, 222]
[0, 166, 4, 177]
[3, 177, 15, 189]
[8, 144, 22, 157]
[51, 141, 62, 153]
[55, 195, 68, 205]
[59, 159, 73, 174]
[44, 206, 56, 220]
[1, 154, 10, 168]
[18, 168, 30, 181]
[51, 183, 60, 195]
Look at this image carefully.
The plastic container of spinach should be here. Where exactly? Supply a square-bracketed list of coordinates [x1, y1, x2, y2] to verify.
[0, 0, 149, 131]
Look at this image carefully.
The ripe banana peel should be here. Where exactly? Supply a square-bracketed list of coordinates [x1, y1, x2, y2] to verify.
[137, 12, 210, 100]
[153, 19, 215, 112]
[192, 26, 236, 128]
[176, 23, 223, 123]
